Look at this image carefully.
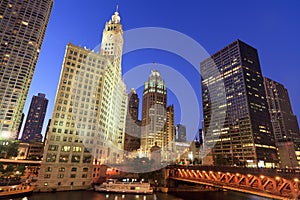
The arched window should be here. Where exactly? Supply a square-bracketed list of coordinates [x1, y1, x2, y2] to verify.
[71, 167, 77, 172]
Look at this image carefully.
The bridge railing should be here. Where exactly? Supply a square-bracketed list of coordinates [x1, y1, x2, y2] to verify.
[166, 165, 300, 179]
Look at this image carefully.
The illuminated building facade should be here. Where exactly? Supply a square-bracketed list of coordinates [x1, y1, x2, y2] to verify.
[37, 8, 127, 191]
[141, 70, 171, 157]
[165, 105, 175, 155]
[201, 40, 278, 168]
[264, 77, 300, 167]
[0, 0, 53, 140]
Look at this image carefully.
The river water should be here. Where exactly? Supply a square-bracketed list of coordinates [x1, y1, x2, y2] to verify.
[3, 191, 273, 200]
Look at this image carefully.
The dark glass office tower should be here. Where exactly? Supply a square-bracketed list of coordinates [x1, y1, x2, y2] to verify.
[0, 0, 53, 140]
[264, 77, 300, 167]
[21, 93, 48, 142]
[201, 40, 278, 168]
[124, 88, 141, 153]
[176, 124, 187, 142]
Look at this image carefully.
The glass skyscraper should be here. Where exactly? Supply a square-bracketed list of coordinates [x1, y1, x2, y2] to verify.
[264, 77, 300, 167]
[201, 40, 278, 168]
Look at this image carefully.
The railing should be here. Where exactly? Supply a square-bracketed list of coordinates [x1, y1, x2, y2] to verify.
[166, 165, 300, 199]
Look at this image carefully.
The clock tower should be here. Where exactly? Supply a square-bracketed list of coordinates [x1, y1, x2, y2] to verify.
[100, 5, 123, 60]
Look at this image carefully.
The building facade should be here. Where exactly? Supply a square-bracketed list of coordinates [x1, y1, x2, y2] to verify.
[176, 124, 187, 142]
[0, 0, 53, 140]
[264, 77, 300, 167]
[141, 70, 175, 160]
[165, 105, 175, 157]
[21, 93, 48, 142]
[37, 9, 127, 191]
[201, 40, 278, 168]
[141, 70, 167, 155]
[124, 89, 141, 155]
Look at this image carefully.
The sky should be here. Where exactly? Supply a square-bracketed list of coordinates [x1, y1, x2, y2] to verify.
[23, 0, 300, 141]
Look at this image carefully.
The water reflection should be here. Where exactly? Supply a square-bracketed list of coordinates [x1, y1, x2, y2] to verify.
[3, 190, 272, 200]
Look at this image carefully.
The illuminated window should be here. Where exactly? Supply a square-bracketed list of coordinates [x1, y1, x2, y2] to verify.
[61, 146, 71, 152]
[58, 174, 64, 179]
[73, 146, 82, 152]
[59, 167, 65, 172]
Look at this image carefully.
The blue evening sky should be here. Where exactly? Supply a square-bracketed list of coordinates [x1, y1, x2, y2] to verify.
[23, 0, 300, 141]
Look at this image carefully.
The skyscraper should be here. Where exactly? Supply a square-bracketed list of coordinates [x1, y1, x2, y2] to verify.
[141, 70, 167, 155]
[124, 88, 141, 153]
[38, 8, 127, 191]
[21, 93, 48, 142]
[165, 105, 175, 158]
[176, 124, 187, 142]
[201, 40, 278, 168]
[0, 0, 53, 140]
[264, 77, 300, 167]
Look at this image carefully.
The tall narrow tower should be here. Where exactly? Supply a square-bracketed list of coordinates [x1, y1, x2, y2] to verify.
[21, 93, 48, 142]
[100, 6, 123, 63]
[0, 0, 53, 140]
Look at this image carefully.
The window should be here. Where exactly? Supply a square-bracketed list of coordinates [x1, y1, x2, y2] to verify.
[48, 145, 58, 151]
[70, 174, 76, 178]
[58, 167, 65, 172]
[83, 156, 91, 163]
[73, 146, 82, 152]
[45, 167, 52, 172]
[83, 167, 88, 172]
[71, 155, 80, 163]
[44, 174, 51, 178]
[71, 167, 77, 172]
[82, 174, 88, 178]
[59, 154, 69, 163]
[46, 154, 56, 162]
[58, 182, 61, 186]
[58, 174, 64, 179]
[61, 146, 70, 152]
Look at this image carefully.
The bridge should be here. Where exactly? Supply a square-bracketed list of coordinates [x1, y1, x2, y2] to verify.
[165, 165, 300, 200]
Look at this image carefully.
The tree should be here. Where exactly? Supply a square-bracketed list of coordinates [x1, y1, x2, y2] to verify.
[16, 164, 26, 175]
[0, 162, 4, 172]
[0, 140, 19, 159]
[5, 164, 14, 173]
[6, 141, 19, 158]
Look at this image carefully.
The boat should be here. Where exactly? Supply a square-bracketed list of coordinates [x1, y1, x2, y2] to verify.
[95, 179, 153, 194]
[0, 184, 34, 198]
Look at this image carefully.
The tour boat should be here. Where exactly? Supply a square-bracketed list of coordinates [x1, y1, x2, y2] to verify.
[0, 184, 34, 198]
[95, 179, 153, 194]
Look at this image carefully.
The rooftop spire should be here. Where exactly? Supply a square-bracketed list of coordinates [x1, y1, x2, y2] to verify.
[110, 5, 121, 24]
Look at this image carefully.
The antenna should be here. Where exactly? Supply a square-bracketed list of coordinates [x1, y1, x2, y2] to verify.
[116, 4, 119, 13]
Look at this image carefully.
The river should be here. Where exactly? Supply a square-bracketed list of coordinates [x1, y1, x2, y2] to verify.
[2, 190, 273, 200]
